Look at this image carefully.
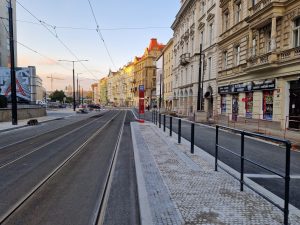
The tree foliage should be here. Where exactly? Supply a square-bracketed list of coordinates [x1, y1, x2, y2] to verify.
[49, 90, 66, 102]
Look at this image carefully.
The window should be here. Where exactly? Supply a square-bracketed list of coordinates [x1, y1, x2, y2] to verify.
[294, 18, 300, 47]
[224, 12, 229, 31]
[221, 95, 226, 114]
[266, 30, 272, 52]
[191, 65, 194, 83]
[223, 51, 228, 69]
[252, 38, 256, 56]
[209, 23, 213, 46]
[235, 2, 242, 24]
[200, 31, 204, 45]
[235, 45, 241, 66]
[201, 1, 205, 15]
[208, 57, 212, 80]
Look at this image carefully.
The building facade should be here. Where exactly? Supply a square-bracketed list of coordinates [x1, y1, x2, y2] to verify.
[99, 77, 107, 105]
[133, 38, 165, 108]
[172, 0, 201, 117]
[163, 39, 174, 111]
[91, 83, 99, 104]
[217, 0, 300, 129]
[0, 0, 17, 67]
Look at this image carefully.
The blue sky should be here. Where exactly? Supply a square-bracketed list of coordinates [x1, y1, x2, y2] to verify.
[16, 0, 180, 91]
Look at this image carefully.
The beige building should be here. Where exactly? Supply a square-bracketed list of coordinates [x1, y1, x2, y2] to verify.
[172, 0, 201, 117]
[162, 39, 174, 111]
[217, 0, 300, 129]
[99, 77, 107, 105]
[123, 62, 135, 107]
[133, 38, 165, 108]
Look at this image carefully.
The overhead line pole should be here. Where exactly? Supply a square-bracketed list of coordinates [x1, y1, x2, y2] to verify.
[9, 0, 17, 125]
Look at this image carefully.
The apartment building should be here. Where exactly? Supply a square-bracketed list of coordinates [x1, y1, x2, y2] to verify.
[99, 77, 107, 105]
[172, 0, 201, 117]
[217, 0, 300, 129]
[133, 38, 165, 108]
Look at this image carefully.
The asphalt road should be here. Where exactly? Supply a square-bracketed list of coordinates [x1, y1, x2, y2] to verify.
[0, 110, 140, 225]
[137, 109, 300, 210]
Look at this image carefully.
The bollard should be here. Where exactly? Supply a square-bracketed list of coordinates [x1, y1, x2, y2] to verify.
[178, 119, 181, 144]
[163, 114, 166, 132]
[240, 132, 245, 192]
[191, 123, 194, 154]
[155, 111, 158, 125]
[159, 113, 161, 128]
[170, 117, 172, 136]
[284, 141, 291, 225]
[215, 125, 219, 171]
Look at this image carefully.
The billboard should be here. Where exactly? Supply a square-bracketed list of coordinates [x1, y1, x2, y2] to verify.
[0, 68, 31, 101]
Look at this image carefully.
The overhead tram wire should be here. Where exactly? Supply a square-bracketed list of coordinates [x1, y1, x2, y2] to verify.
[0, 17, 72, 72]
[87, 0, 116, 70]
[16, 1, 99, 80]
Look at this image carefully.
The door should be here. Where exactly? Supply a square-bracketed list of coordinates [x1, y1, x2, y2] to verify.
[289, 81, 300, 129]
[232, 94, 239, 121]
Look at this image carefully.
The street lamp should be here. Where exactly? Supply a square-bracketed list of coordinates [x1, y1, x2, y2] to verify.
[197, 44, 205, 111]
[77, 73, 82, 105]
[58, 59, 88, 111]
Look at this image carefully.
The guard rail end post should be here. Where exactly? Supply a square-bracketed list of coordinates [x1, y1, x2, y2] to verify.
[178, 119, 181, 144]
[191, 123, 195, 154]
[240, 131, 245, 192]
[215, 125, 219, 171]
[284, 141, 291, 225]
[170, 117, 172, 137]
[163, 114, 166, 132]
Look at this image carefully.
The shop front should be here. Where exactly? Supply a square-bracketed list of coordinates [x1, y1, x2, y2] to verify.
[218, 79, 276, 121]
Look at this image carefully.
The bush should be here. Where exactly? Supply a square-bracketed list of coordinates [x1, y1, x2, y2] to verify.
[0, 95, 8, 108]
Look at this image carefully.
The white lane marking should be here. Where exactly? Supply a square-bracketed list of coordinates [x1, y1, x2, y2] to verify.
[245, 174, 300, 179]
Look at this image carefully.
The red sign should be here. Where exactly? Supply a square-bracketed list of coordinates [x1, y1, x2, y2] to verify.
[139, 99, 145, 114]
[139, 85, 145, 114]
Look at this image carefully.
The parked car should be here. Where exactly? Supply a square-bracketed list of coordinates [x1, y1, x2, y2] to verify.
[76, 104, 88, 113]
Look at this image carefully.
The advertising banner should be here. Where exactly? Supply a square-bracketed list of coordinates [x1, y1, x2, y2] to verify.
[0, 68, 31, 101]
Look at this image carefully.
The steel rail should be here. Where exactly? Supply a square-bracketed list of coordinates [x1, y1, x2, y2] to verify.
[0, 111, 123, 223]
[0, 111, 116, 170]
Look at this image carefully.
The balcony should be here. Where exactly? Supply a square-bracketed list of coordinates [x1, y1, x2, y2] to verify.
[246, 51, 278, 73]
[278, 47, 300, 61]
[252, 0, 271, 14]
[179, 53, 191, 66]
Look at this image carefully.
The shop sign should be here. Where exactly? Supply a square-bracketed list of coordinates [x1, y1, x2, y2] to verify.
[139, 85, 145, 114]
[252, 79, 275, 91]
[218, 79, 275, 94]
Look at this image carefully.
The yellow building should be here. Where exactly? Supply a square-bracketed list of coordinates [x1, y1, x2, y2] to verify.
[217, 0, 300, 129]
[133, 38, 165, 108]
[123, 62, 135, 107]
[162, 38, 174, 111]
[99, 77, 107, 105]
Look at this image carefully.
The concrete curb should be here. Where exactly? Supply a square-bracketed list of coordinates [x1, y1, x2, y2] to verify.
[0, 117, 63, 133]
[130, 122, 153, 225]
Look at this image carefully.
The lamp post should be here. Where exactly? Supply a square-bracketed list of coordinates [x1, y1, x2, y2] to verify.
[77, 73, 82, 106]
[197, 44, 205, 111]
[58, 60, 88, 111]
[8, 0, 17, 125]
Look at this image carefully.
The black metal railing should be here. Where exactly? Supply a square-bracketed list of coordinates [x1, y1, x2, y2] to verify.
[215, 125, 291, 225]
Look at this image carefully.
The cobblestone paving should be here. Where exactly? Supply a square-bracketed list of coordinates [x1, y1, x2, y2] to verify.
[138, 123, 300, 225]
[134, 124, 184, 225]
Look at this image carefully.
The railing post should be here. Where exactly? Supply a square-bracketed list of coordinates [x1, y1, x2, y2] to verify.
[191, 123, 195, 154]
[240, 131, 245, 192]
[284, 141, 291, 225]
[215, 125, 219, 171]
[159, 113, 161, 128]
[163, 114, 166, 132]
[178, 119, 181, 144]
[170, 117, 172, 136]
[155, 111, 158, 125]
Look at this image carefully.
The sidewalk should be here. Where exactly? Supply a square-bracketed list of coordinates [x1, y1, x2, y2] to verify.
[131, 121, 300, 225]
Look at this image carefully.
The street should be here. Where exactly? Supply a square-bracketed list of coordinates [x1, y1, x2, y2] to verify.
[0, 110, 139, 225]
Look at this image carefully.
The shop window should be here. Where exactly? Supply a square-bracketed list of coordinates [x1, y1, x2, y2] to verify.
[245, 92, 253, 118]
[232, 94, 239, 121]
[221, 95, 226, 114]
[263, 91, 273, 120]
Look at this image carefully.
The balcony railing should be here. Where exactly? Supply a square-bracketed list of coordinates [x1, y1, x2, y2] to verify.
[253, 0, 271, 14]
[279, 47, 300, 61]
[179, 53, 191, 66]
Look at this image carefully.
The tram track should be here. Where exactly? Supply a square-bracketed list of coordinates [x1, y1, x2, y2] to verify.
[0, 110, 125, 224]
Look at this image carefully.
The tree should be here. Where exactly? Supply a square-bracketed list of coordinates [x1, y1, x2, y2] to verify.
[49, 90, 66, 102]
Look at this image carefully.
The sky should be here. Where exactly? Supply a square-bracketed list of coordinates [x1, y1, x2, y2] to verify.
[15, 0, 180, 91]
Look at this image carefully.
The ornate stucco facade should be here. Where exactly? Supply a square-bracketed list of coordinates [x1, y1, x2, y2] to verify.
[163, 39, 174, 111]
[217, 0, 300, 129]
